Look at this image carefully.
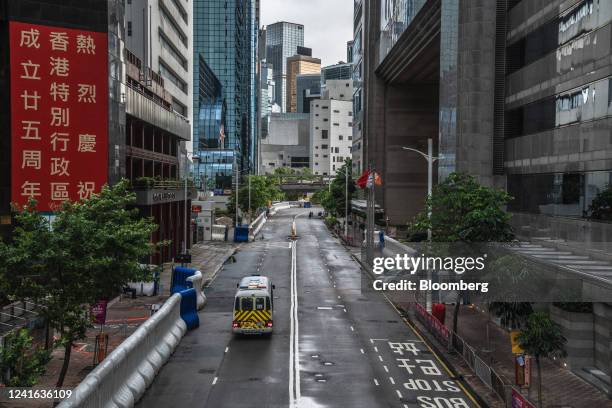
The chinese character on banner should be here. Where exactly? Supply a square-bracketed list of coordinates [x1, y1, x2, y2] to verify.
[77, 182, 96, 200]
[10, 22, 108, 211]
[77, 134, 96, 152]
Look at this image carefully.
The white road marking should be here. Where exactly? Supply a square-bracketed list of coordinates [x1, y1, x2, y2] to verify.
[378, 355, 384, 362]
[343, 309, 347, 313]
[212, 377, 218, 385]
[224, 347, 229, 353]
[389, 377, 395, 385]
[396, 390, 403, 398]
[350, 326, 354, 332]
[383, 365, 389, 373]
[374, 346, 378, 352]
[373, 378, 379, 386]
[317, 306, 333, 310]
[360, 348, 365, 354]
[289, 236, 301, 407]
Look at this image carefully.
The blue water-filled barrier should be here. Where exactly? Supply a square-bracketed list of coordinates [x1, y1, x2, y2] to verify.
[171, 267, 197, 294]
[179, 288, 199, 330]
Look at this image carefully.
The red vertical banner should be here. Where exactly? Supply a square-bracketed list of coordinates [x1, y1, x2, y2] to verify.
[9, 21, 108, 212]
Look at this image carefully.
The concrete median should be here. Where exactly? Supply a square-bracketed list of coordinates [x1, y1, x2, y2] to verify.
[57, 293, 187, 408]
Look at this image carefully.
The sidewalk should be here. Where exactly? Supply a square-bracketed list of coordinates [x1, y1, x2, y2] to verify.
[348, 246, 611, 408]
[448, 305, 611, 408]
[6, 241, 238, 408]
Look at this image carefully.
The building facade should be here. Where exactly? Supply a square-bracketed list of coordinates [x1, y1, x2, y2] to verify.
[362, 0, 612, 387]
[193, 0, 255, 180]
[321, 62, 352, 86]
[352, 0, 365, 175]
[265, 21, 304, 112]
[260, 113, 310, 174]
[286, 54, 321, 113]
[310, 80, 354, 176]
[296, 73, 321, 114]
[125, 0, 193, 121]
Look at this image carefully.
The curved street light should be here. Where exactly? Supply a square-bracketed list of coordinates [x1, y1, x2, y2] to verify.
[401, 138, 443, 312]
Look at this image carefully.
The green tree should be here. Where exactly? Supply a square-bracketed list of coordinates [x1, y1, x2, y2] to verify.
[588, 185, 612, 221]
[408, 173, 515, 339]
[1, 180, 159, 387]
[518, 312, 567, 408]
[227, 175, 284, 222]
[0, 329, 51, 387]
[321, 159, 355, 218]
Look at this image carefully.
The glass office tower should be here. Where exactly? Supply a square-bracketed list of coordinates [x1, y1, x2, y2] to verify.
[193, 0, 255, 178]
[265, 21, 304, 112]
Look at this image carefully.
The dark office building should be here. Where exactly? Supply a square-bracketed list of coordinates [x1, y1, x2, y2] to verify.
[296, 73, 321, 114]
[362, 0, 612, 392]
[321, 62, 352, 85]
[194, 56, 230, 191]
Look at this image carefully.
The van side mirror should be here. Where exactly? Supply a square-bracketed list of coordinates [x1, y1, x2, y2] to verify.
[272, 284, 276, 290]
[236, 283, 239, 288]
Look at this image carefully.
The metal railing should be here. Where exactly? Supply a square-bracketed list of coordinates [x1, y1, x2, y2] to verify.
[413, 302, 536, 408]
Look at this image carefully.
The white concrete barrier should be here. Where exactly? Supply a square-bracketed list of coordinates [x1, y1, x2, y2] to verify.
[249, 212, 267, 241]
[186, 271, 206, 310]
[57, 294, 187, 408]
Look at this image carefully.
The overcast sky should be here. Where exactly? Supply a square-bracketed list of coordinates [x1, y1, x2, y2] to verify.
[260, 0, 354, 67]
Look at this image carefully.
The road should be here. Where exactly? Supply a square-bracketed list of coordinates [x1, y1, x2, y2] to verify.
[138, 207, 480, 408]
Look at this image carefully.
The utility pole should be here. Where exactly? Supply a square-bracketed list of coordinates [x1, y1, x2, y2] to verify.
[235, 153, 239, 227]
[344, 165, 348, 238]
[402, 137, 442, 312]
[183, 174, 188, 254]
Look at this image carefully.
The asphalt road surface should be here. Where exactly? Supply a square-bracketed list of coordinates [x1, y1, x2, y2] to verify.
[138, 207, 480, 408]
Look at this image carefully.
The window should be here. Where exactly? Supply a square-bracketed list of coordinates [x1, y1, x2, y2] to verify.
[256, 298, 265, 310]
[348, 136, 353, 140]
[268, 162, 275, 166]
[321, 130, 328, 139]
[323, 118, 329, 122]
[315, 162, 319, 166]
[323, 154, 328, 158]
[127, 21, 132, 36]
[333, 123, 339, 126]
[315, 154, 319, 157]
[340, 94, 345, 98]
[333, 109, 340, 113]
[241, 297, 253, 311]
[322, 106, 328, 109]
[348, 122, 353, 127]
[339, 135, 343, 140]
[321, 144, 328, 149]
[315, 146, 319, 149]
[348, 112, 353, 116]
[335, 147, 339, 153]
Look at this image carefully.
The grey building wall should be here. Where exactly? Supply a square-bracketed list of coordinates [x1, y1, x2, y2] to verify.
[260, 113, 310, 174]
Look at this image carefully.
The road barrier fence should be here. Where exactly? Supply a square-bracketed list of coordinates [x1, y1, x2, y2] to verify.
[57, 292, 192, 408]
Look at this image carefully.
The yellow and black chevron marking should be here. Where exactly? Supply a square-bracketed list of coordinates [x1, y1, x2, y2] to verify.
[234, 309, 271, 322]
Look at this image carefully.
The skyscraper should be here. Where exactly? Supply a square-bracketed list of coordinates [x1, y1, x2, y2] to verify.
[286, 55, 321, 112]
[321, 62, 352, 86]
[265, 21, 304, 112]
[193, 0, 256, 181]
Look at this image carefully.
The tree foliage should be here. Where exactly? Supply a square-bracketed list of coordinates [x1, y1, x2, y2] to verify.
[0, 329, 51, 387]
[409, 172, 514, 242]
[0, 180, 159, 386]
[588, 185, 612, 221]
[227, 175, 284, 222]
[320, 159, 355, 218]
[518, 312, 567, 408]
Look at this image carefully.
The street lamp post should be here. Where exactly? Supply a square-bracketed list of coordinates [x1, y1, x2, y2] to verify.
[344, 166, 348, 239]
[402, 138, 442, 312]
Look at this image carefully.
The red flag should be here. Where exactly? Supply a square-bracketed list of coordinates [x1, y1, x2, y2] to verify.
[356, 169, 370, 189]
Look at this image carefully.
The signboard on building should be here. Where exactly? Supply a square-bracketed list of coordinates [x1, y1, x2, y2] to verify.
[9, 22, 108, 212]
